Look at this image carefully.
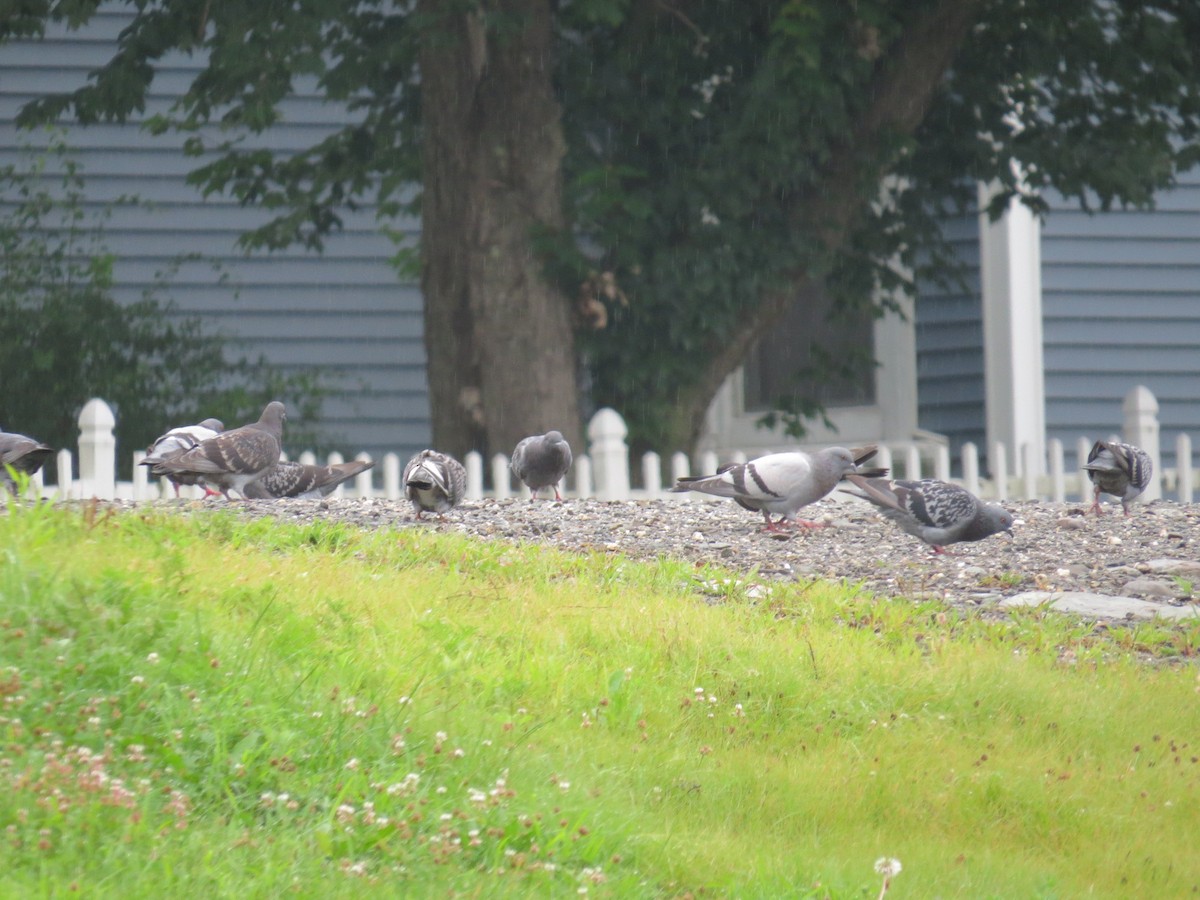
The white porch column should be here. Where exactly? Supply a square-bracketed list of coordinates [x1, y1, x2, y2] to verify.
[978, 182, 1046, 476]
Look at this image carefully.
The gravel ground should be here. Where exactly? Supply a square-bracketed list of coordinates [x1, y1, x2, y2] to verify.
[132, 492, 1200, 621]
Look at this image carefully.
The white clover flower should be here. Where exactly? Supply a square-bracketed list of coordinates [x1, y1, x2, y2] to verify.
[146, 653, 160, 664]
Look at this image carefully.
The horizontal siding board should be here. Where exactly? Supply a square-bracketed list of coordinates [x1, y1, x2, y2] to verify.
[0, 11, 429, 460]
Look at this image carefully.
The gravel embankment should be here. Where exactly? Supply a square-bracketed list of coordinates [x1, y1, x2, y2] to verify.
[144, 493, 1200, 622]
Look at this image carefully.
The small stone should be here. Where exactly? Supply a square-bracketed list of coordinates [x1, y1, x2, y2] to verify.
[1142, 559, 1200, 577]
[1121, 577, 1176, 599]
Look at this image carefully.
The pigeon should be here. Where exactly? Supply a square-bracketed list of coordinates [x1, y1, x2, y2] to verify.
[140, 418, 225, 497]
[841, 474, 1014, 554]
[511, 431, 573, 501]
[672, 446, 862, 532]
[243, 459, 375, 500]
[1083, 440, 1153, 516]
[719, 444, 888, 522]
[403, 449, 467, 517]
[0, 430, 55, 494]
[151, 401, 286, 500]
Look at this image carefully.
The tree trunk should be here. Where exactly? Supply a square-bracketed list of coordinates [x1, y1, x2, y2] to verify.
[418, 0, 582, 464]
[666, 0, 985, 454]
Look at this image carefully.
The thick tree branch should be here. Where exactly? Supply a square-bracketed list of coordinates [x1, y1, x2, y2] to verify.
[681, 0, 985, 450]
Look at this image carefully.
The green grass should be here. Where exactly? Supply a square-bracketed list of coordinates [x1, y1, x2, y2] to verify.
[1, 501, 1198, 898]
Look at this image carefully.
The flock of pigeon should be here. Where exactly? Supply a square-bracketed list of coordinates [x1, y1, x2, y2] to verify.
[0, 401, 1156, 555]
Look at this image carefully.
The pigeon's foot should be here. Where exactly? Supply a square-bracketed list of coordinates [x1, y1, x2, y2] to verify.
[553, 488, 564, 502]
[930, 545, 958, 556]
[793, 519, 828, 529]
[1089, 501, 1104, 516]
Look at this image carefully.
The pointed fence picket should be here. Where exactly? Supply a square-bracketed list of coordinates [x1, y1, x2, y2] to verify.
[22, 385, 1195, 506]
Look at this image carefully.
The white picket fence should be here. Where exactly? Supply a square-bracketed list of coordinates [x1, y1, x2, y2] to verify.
[24, 386, 1191, 504]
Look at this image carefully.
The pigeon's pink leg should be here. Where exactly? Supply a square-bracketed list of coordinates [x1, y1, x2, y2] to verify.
[554, 486, 563, 502]
[1090, 486, 1104, 515]
[759, 513, 790, 534]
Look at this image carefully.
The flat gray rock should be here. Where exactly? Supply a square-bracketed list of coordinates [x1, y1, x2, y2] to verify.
[1002, 591, 1200, 621]
[1142, 559, 1200, 577]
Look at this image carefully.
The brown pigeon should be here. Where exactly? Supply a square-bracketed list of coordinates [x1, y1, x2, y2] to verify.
[244, 459, 375, 500]
[1083, 440, 1153, 516]
[140, 418, 225, 497]
[152, 401, 286, 500]
[403, 449, 467, 517]
[0, 430, 55, 494]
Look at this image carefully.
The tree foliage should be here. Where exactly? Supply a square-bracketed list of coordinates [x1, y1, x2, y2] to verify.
[6, 0, 1200, 452]
[0, 136, 328, 471]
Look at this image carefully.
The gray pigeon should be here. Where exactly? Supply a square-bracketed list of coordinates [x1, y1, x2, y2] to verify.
[244, 459, 375, 500]
[511, 431, 573, 501]
[1083, 440, 1153, 516]
[720, 444, 888, 522]
[152, 401, 286, 500]
[842, 475, 1013, 554]
[140, 418, 225, 497]
[672, 447, 861, 532]
[0, 430, 54, 494]
[403, 449, 467, 517]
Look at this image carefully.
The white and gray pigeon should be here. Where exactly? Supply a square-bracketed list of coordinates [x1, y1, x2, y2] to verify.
[511, 431, 573, 501]
[244, 459, 375, 500]
[672, 447, 861, 532]
[0, 430, 54, 494]
[140, 417, 225, 497]
[152, 401, 286, 500]
[1083, 439, 1153, 516]
[403, 449, 467, 518]
[842, 474, 1014, 554]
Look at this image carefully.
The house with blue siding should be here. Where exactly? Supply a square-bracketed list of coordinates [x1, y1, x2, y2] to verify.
[4, 9, 1200, 478]
[0, 8, 430, 463]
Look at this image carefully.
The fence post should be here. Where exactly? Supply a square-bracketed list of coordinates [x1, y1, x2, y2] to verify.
[354, 453, 374, 499]
[132, 450, 149, 500]
[875, 446, 894, 482]
[1176, 434, 1193, 503]
[465, 451, 484, 500]
[934, 444, 950, 482]
[325, 451, 345, 498]
[383, 452, 401, 500]
[1076, 436, 1092, 502]
[698, 450, 719, 476]
[56, 449, 74, 500]
[641, 451, 662, 499]
[991, 441, 1008, 501]
[1048, 438, 1065, 503]
[299, 450, 317, 466]
[904, 445, 921, 481]
[587, 408, 630, 501]
[491, 453, 511, 499]
[77, 399, 116, 500]
[1123, 385, 1161, 501]
[574, 455, 593, 499]
[1021, 442, 1039, 500]
[670, 451, 690, 484]
[961, 442, 979, 496]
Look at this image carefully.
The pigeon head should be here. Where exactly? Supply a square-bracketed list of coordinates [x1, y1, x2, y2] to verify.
[198, 418, 225, 433]
[981, 504, 1015, 537]
[544, 431, 566, 446]
[258, 401, 287, 429]
[826, 447, 859, 476]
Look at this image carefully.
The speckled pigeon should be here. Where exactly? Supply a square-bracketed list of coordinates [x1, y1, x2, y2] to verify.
[244, 459, 375, 500]
[403, 449, 467, 518]
[140, 418, 225, 497]
[1083, 440, 1153, 516]
[152, 401, 285, 500]
[672, 447, 861, 532]
[842, 475, 1014, 554]
[511, 431, 573, 501]
[0, 430, 54, 494]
